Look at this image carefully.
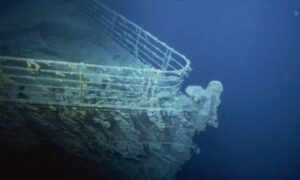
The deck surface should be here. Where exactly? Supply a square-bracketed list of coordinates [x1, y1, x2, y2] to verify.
[0, 0, 144, 68]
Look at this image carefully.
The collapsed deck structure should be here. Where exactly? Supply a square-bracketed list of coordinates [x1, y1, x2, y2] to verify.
[0, 0, 223, 179]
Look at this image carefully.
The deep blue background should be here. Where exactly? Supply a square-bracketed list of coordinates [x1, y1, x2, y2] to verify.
[103, 0, 300, 179]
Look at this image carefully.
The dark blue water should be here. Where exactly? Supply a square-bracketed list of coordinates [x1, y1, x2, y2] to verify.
[104, 0, 300, 179]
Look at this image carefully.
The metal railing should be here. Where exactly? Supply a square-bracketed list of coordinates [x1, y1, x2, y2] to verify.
[80, 0, 191, 81]
[0, 0, 191, 110]
[0, 56, 157, 110]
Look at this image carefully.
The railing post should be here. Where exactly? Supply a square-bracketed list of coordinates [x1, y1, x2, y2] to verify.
[134, 28, 141, 61]
[163, 49, 172, 71]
